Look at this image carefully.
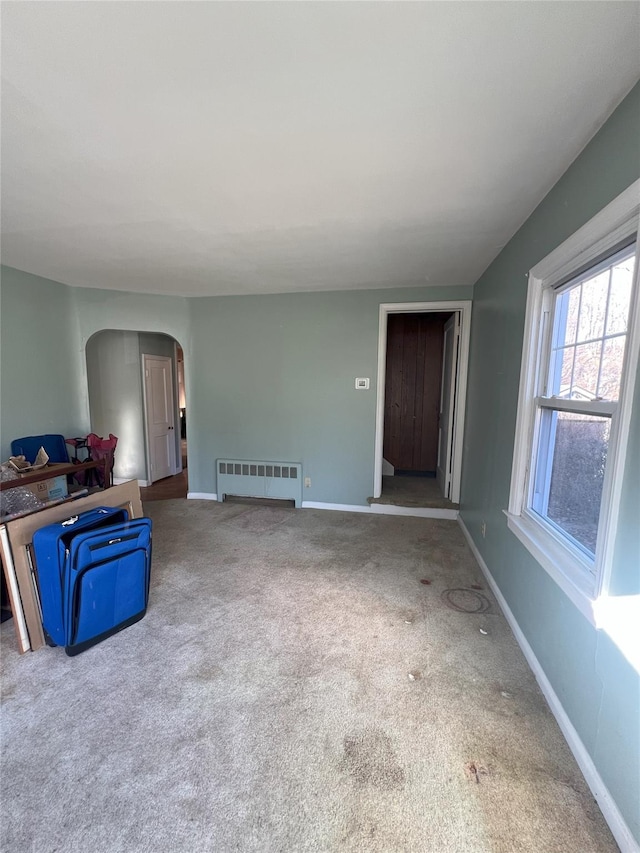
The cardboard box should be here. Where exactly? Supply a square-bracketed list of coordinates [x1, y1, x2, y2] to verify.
[20, 464, 69, 502]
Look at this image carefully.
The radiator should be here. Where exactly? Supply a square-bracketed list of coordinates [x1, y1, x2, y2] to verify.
[216, 460, 302, 507]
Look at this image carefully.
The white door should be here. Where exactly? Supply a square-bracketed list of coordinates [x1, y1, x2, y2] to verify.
[436, 313, 460, 499]
[143, 354, 176, 483]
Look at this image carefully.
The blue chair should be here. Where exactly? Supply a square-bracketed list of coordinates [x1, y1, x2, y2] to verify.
[10, 434, 71, 464]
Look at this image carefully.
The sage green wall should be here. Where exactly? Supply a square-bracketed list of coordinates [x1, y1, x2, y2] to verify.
[0, 270, 190, 474]
[2, 271, 467, 505]
[0, 266, 84, 459]
[187, 285, 471, 503]
[461, 81, 640, 841]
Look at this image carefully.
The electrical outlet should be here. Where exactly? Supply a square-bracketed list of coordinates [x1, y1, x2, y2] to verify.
[481, 521, 486, 539]
[304, 477, 311, 488]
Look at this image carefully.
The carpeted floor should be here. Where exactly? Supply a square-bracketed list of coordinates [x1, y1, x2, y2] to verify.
[370, 475, 459, 509]
[0, 500, 616, 852]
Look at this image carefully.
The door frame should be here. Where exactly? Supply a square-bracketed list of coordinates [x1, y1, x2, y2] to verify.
[436, 312, 460, 500]
[374, 300, 472, 503]
[141, 353, 178, 484]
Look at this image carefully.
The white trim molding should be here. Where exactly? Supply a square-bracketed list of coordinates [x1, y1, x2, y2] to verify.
[529, 180, 640, 285]
[458, 517, 639, 853]
[187, 492, 218, 501]
[374, 300, 472, 503]
[113, 477, 149, 488]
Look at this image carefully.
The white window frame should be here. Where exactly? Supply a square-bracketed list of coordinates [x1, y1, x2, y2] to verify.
[507, 179, 640, 624]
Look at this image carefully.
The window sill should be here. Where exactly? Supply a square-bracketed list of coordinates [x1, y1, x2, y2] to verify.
[504, 510, 597, 625]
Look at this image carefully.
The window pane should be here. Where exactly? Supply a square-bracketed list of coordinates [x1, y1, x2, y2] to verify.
[564, 286, 580, 346]
[606, 260, 634, 335]
[577, 271, 609, 342]
[598, 336, 626, 401]
[534, 412, 610, 555]
[556, 346, 574, 397]
[572, 340, 601, 399]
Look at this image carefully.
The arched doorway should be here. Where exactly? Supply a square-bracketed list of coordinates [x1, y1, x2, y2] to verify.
[85, 330, 187, 499]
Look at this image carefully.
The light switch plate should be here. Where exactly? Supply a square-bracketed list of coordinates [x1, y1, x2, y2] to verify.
[355, 378, 370, 390]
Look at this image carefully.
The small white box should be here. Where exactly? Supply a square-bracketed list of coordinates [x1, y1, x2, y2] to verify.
[355, 378, 370, 390]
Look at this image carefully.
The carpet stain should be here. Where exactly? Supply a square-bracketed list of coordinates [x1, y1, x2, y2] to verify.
[192, 664, 223, 682]
[441, 588, 492, 614]
[0, 682, 16, 702]
[340, 729, 405, 790]
[339, 817, 380, 847]
[465, 761, 489, 783]
[233, 507, 291, 534]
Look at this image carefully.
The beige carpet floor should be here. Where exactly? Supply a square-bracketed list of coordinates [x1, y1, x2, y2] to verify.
[0, 500, 616, 852]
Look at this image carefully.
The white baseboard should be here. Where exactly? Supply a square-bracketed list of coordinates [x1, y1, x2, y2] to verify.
[458, 516, 639, 853]
[302, 501, 458, 520]
[184, 495, 456, 520]
[113, 477, 149, 487]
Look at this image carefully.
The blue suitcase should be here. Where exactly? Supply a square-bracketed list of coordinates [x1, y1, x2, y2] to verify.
[32, 507, 152, 656]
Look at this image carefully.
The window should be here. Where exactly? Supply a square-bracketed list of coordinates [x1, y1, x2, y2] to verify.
[531, 245, 635, 556]
[508, 181, 640, 621]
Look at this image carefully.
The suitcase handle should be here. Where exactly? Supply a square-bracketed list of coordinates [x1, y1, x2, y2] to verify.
[61, 508, 111, 527]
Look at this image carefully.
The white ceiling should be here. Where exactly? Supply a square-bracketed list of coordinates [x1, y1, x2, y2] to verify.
[2, 2, 639, 298]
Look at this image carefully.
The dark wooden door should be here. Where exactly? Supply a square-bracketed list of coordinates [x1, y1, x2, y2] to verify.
[383, 313, 445, 472]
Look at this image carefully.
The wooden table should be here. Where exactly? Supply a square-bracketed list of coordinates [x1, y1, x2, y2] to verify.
[0, 458, 109, 497]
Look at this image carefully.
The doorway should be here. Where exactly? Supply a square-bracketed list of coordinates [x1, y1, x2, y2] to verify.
[142, 353, 177, 482]
[140, 343, 189, 500]
[140, 338, 188, 500]
[177, 344, 187, 471]
[373, 301, 472, 508]
[85, 330, 187, 499]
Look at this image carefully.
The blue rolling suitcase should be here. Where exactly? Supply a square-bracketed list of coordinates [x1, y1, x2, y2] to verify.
[32, 507, 152, 656]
